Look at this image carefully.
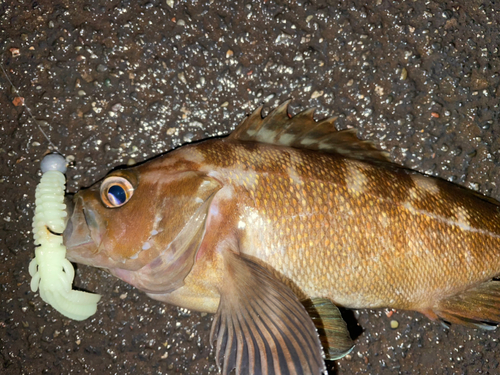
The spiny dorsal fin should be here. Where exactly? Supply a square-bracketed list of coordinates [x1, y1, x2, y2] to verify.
[229, 101, 391, 163]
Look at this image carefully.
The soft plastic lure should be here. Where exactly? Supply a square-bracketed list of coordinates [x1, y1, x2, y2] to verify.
[29, 153, 101, 321]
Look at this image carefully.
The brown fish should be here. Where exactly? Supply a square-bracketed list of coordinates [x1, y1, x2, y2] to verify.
[63, 101, 500, 375]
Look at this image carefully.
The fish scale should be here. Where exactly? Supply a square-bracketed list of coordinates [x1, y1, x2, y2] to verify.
[64, 102, 500, 374]
[195, 136, 500, 312]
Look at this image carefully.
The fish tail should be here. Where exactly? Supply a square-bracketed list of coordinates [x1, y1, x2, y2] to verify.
[425, 280, 500, 329]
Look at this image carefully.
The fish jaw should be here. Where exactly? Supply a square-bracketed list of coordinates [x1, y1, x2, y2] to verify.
[63, 190, 116, 269]
[63, 193, 96, 260]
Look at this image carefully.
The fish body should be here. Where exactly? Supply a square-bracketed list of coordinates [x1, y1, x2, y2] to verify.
[63, 102, 500, 375]
[186, 138, 500, 312]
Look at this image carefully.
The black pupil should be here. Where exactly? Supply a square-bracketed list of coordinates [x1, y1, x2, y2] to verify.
[108, 185, 127, 206]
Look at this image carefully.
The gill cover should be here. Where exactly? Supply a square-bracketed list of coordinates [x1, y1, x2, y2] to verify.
[111, 172, 221, 294]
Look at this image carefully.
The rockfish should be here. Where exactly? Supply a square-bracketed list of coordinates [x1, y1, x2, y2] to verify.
[63, 101, 500, 375]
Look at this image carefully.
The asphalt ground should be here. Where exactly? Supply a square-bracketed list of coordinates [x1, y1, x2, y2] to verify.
[1, 0, 500, 374]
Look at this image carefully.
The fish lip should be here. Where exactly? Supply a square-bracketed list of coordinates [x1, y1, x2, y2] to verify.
[62, 193, 75, 246]
[63, 195, 95, 259]
[64, 193, 74, 228]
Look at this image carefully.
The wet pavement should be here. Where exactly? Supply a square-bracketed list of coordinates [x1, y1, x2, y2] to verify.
[1, 0, 500, 374]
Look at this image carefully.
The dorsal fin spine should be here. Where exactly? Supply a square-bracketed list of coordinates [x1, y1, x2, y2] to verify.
[229, 101, 391, 163]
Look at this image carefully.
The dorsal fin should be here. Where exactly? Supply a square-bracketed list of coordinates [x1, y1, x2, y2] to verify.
[229, 100, 391, 163]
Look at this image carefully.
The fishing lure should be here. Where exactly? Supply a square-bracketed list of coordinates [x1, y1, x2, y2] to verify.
[29, 153, 101, 321]
[0, 65, 101, 320]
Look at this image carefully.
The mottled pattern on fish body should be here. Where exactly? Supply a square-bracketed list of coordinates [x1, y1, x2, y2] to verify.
[63, 103, 500, 375]
[196, 138, 500, 312]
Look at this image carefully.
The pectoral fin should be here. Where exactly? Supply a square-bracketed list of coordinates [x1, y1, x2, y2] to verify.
[210, 250, 325, 375]
[304, 298, 354, 360]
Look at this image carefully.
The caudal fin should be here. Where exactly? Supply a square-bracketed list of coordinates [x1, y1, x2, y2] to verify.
[427, 280, 500, 329]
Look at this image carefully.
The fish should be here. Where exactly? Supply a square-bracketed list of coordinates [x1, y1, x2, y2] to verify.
[63, 101, 500, 375]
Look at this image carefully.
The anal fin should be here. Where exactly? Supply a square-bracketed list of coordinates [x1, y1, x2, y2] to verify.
[304, 298, 354, 360]
[431, 280, 500, 329]
[210, 250, 325, 375]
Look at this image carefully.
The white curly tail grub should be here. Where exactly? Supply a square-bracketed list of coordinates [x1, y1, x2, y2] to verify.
[30, 153, 101, 321]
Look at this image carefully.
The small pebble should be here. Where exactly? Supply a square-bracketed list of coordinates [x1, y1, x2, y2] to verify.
[192, 121, 204, 128]
[178, 72, 187, 84]
[96, 64, 108, 72]
[12, 97, 25, 106]
[311, 90, 324, 99]
[111, 103, 123, 112]
[400, 68, 408, 80]
[183, 132, 194, 142]
[10, 47, 20, 57]
[264, 93, 275, 102]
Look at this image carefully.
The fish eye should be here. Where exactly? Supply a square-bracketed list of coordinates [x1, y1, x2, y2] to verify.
[100, 176, 134, 208]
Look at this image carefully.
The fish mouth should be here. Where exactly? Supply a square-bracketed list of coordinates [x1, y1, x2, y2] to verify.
[63, 194, 98, 264]
[64, 194, 74, 229]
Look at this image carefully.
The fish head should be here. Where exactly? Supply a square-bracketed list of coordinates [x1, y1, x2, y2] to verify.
[63, 157, 221, 293]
